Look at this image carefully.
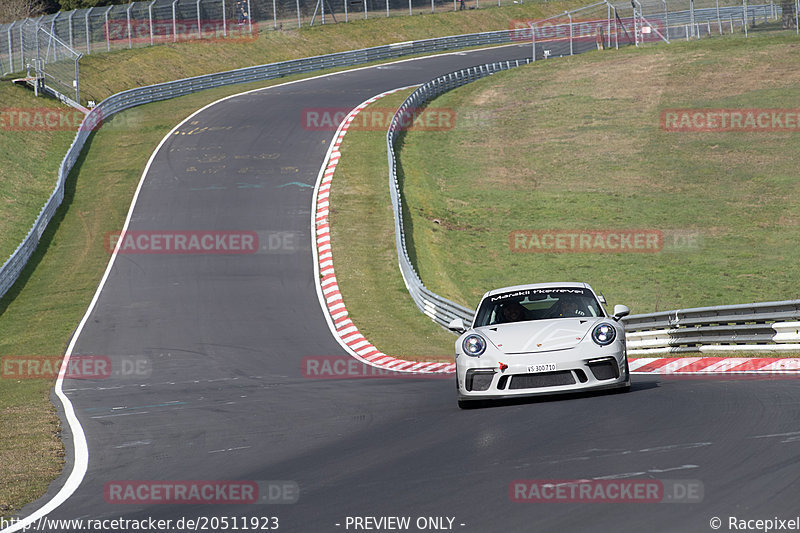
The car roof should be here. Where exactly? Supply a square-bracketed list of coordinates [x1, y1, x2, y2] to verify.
[480, 282, 595, 301]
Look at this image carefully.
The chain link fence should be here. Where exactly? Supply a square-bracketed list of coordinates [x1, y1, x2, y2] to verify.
[1, 0, 533, 77]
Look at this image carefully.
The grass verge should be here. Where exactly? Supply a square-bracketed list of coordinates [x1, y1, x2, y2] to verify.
[397, 32, 800, 315]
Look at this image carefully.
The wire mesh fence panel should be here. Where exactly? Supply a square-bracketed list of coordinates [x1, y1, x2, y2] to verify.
[37, 25, 81, 102]
[0, 23, 10, 75]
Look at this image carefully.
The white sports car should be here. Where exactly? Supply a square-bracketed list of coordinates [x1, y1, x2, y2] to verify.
[448, 282, 630, 408]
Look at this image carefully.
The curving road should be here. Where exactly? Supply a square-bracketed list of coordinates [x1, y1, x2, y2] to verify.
[10, 41, 800, 533]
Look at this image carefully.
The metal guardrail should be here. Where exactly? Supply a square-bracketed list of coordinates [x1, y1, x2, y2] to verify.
[623, 300, 800, 354]
[386, 60, 532, 328]
[0, 29, 521, 301]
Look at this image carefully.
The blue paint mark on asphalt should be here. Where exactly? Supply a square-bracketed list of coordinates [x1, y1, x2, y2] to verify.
[277, 181, 313, 189]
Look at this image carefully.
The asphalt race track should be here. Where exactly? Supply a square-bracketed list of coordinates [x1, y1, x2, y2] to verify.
[10, 42, 800, 533]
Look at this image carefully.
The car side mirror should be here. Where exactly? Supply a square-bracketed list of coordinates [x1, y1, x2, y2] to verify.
[612, 304, 630, 321]
[448, 318, 467, 334]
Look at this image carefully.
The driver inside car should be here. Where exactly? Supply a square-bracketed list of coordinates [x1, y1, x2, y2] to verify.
[550, 298, 585, 318]
[500, 301, 527, 323]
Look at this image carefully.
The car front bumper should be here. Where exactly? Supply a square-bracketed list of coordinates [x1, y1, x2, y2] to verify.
[456, 349, 629, 401]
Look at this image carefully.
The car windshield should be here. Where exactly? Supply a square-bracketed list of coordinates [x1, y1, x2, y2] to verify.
[473, 287, 605, 327]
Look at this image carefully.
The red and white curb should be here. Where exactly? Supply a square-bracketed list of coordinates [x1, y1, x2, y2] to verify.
[630, 357, 800, 374]
[311, 87, 455, 375]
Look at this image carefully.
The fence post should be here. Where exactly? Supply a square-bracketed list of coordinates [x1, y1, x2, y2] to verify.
[386, 0, 389, 18]
[196, 0, 202, 38]
[274, 0, 278, 28]
[716, 0, 722, 33]
[172, 0, 178, 42]
[246, 0, 252, 38]
[19, 22, 25, 70]
[104, 5, 113, 51]
[75, 52, 81, 103]
[148, 0, 156, 45]
[364, 0, 368, 19]
[742, 0, 748, 37]
[68, 10, 75, 48]
[531, 22, 536, 61]
[297, 0, 302, 27]
[85, 7, 92, 54]
[222, 0, 228, 36]
[127, 3, 133, 48]
[796, 0, 799, 34]
[568, 12, 573, 55]
[7, 22, 15, 73]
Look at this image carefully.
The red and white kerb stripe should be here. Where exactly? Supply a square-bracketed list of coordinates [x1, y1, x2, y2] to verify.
[314, 88, 455, 374]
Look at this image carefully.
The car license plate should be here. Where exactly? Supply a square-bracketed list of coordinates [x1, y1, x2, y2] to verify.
[528, 363, 556, 373]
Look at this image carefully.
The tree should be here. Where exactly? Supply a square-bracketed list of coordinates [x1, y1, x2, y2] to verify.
[782, 0, 796, 29]
[0, 0, 46, 22]
[56, 0, 114, 12]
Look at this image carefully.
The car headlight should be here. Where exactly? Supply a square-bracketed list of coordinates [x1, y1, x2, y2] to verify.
[592, 323, 616, 346]
[462, 334, 487, 356]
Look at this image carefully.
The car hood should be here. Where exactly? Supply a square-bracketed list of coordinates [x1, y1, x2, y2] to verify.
[476, 318, 604, 354]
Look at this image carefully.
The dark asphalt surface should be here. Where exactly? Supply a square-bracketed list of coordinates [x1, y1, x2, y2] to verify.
[13, 42, 800, 533]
